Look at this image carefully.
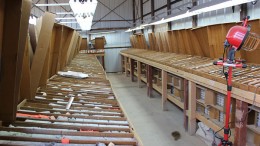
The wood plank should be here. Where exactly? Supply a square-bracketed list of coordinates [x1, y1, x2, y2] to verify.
[30, 12, 55, 98]
[0, 0, 31, 122]
[234, 100, 248, 146]
[130, 59, 135, 82]
[29, 24, 37, 53]
[17, 110, 126, 121]
[183, 79, 189, 131]
[0, 136, 136, 145]
[12, 121, 130, 132]
[137, 61, 142, 88]
[188, 81, 197, 135]
[147, 65, 153, 97]
[20, 37, 32, 101]
[0, 127, 134, 138]
[162, 70, 168, 110]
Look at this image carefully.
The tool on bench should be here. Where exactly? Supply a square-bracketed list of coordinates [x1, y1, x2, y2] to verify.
[213, 16, 260, 146]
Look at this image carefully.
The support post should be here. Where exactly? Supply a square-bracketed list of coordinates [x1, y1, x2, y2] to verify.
[192, 0, 197, 28]
[147, 65, 153, 97]
[133, 0, 135, 26]
[130, 59, 135, 82]
[167, 0, 171, 30]
[183, 79, 189, 131]
[162, 70, 168, 110]
[121, 55, 124, 72]
[151, 0, 155, 32]
[137, 61, 141, 87]
[188, 81, 197, 135]
[101, 55, 105, 70]
[140, 0, 144, 33]
[240, 3, 247, 21]
[124, 56, 128, 77]
[234, 100, 248, 146]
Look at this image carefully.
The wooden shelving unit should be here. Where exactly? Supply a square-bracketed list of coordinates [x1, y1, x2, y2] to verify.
[121, 20, 260, 145]
[120, 48, 260, 145]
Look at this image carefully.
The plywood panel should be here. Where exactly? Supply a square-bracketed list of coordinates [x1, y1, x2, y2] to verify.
[30, 12, 55, 98]
[95, 37, 105, 49]
[189, 29, 204, 56]
[80, 38, 88, 50]
[176, 30, 185, 54]
[165, 31, 173, 53]
[67, 32, 79, 64]
[20, 36, 32, 101]
[0, 0, 31, 122]
[150, 33, 158, 51]
[148, 33, 154, 51]
[161, 32, 169, 52]
[29, 24, 37, 53]
[155, 33, 163, 52]
[192, 27, 210, 57]
[50, 25, 63, 76]
[171, 31, 179, 53]
[182, 30, 193, 55]
[39, 26, 56, 87]
[207, 24, 227, 59]
[57, 26, 70, 71]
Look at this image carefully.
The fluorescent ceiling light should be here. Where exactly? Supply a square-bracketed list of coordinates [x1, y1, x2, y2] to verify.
[60, 21, 78, 24]
[69, 0, 98, 30]
[125, 29, 132, 32]
[56, 12, 74, 15]
[89, 31, 116, 35]
[148, 0, 256, 26]
[35, 3, 70, 6]
[55, 17, 76, 20]
[125, 26, 145, 32]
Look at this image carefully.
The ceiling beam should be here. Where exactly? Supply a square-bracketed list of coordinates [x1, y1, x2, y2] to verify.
[92, 0, 129, 27]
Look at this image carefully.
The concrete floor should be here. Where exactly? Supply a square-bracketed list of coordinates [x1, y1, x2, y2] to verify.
[107, 73, 207, 146]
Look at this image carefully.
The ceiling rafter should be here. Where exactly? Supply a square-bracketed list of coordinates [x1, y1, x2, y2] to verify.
[92, 0, 131, 27]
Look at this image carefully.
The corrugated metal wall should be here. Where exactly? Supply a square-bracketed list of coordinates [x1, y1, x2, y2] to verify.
[90, 30, 131, 47]
[104, 48, 128, 73]
[92, 0, 133, 29]
[138, 0, 260, 32]
[90, 30, 131, 73]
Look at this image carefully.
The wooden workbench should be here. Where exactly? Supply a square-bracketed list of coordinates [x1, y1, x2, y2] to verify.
[121, 48, 260, 146]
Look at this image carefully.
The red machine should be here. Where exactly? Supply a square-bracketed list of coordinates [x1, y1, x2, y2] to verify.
[213, 16, 260, 146]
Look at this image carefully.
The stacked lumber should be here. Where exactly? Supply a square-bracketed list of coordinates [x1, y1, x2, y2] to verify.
[0, 54, 138, 145]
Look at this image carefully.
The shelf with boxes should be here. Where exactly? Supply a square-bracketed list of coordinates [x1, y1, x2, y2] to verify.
[152, 68, 162, 93]
[140, 63, 147, 83]
[195, 85, 236, 139]
[247, 106, 260, 145]
[121, 55, 125, 70]
[167, 73, 184, 109]
[133, 60, 137, 76]
[120, 47, 260, 145]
